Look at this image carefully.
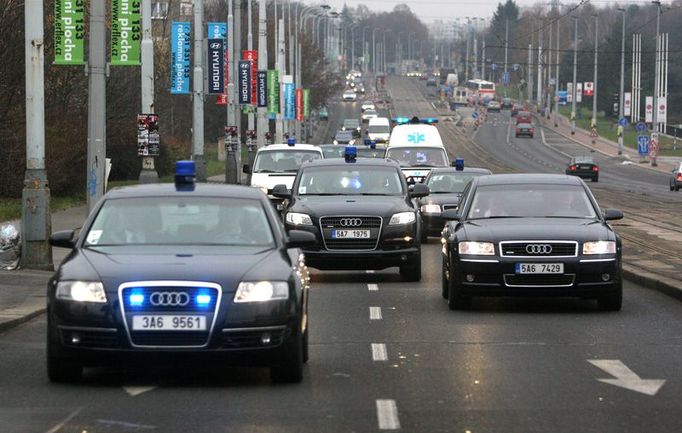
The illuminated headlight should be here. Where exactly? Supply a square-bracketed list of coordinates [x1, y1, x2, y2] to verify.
[333, 140, 339, 144]
[583, 241, 616, 255]
[420, 204, 441, 214]
[285, 212, 313, 226]
[234, 281, 289, 303]
[349, 139, 356, 145]
[389, 211, 416, 225]
[356, 127, 361, 131]
[458, 241, 495, 256]
[56, 281, 107, 303]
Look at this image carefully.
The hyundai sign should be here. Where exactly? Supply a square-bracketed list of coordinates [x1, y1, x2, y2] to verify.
[207, 39, 225, 94]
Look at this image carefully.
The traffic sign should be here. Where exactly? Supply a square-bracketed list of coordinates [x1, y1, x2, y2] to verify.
[635, 122, 647, 133]
[637, 135, 650, 155]
[491, 63, 497, 71]
[472, 111, 479, 120]
[650, 132, 659, 151]
[502, 71, 510, 85]
[618, 117, 628, 127]
[513, 63, 520, 71]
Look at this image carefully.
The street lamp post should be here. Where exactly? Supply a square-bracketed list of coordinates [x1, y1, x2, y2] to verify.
[618, 7, 626, 154]
[139, 0, 158, 183]
[571, 16, 578, 135]
[591, 14, 598, 144]
[192, 0, 206, 181]
[652, 0, 661, 166]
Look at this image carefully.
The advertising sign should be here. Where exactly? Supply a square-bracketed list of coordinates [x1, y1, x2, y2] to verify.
[207, 39, 225, 94]
[645, 96, 653, 123]
[256, 71, 267, 107]
[657, 96, 667, 124]
[295, 89, 304, 121]
[583, 82, 594, 96]
[566, 83, 573, 103]
[576, 83, 583, 103]
[170, 22, 191, 94]
[267, 70, 279, 114]
[111, 0, 141, 65]
[54, 0, 85, 64]
[137, 114, 160, 157]
[303, 89, 311, 118]
[242, 50, 258, 104]
[624, 92, 632, 117]
[207, 22, 227, 39]
[283, 81, 295, 120]
[238, 60, 252, 104]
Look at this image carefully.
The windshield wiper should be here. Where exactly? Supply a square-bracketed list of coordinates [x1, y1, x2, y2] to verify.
[303, 193, 347, 196]
[358, 193, 394, 196]
[432, 191, 461, 194]
[409, 164, 437, 168]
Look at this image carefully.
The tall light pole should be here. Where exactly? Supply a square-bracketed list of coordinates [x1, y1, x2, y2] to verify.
[652, 0, 661, 166]
[257, 0, 268, 148]
[554, 17, 560, 127]
[226, 0, 238, 184]
[192, 0, 206, 181]
[591, 13, 598, 142]
[87, 0, 106, 210]
[504, 19, 508, 97]
[373, 28, 379, 73]
[22, 0, 52, 269]
[139, 0, 158, 183]
[618, 7, 626, 154]
[571, 16, 578, 135]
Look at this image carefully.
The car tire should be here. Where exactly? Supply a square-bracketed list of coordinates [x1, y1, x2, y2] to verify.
[675, 184, 680, 192]
[441, 257, 449, 299]
[270, 331, 304, 383]
[447, 259, 472, 310]
[400, 254, 421, 282]
[47, 345, 82, 383]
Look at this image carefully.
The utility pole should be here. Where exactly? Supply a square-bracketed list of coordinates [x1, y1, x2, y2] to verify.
[481, 39, 485, 81]
[527, 43, 533, 103]
[651, 0, 661, 166]
[22, 0, 52, 269]
[504, 19, 508, 98]
[537, 26, 542, 108]
[554, 17, 560, 127]
[465, 23, 470, 82]
[546, 21, 552, 118]
[226, 0, 238, 184]
[192, 0, 206, 181]
[618, 8, 626, 154]
[276, 18, 286, 143]
[257, 0, 267, 148]
[247, 0, 257, 168]
[235, 0, 243, 173]
[591, 14, 598, 141]
[86, 0, 106, 211]
[571, 16, 578, 135]
[139, 0, 158, 183]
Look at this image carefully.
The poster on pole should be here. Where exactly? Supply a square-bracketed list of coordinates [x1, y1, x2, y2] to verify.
[207, 23, 228, 95]
[657, 96, 667, 124]
[111, 0, 142, 65]
[283, 82, 295, 120]
[583, 82, 594, 96]
[267, 70, 279, 114]
[566, 83, 573, 103]
[576, 83, 583, 103]
[170, 22, 191, 94]
[303, 89, 311, 118]
[238, 60, 252, 104]
[207, 39, 225, 94]
[242, 50, 258, 105]
[624, 92, 632, 117]
[54, 0, 85, 64]
[257, 71, 268, 108]
[137, 114, 160, 157]
[295, 89, 304, 121]
[645, 96, 653, 123]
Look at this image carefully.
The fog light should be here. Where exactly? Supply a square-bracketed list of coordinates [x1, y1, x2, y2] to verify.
[601, 273, 611, 282]
[261, 333, 272, 345]
[71, 334, 80, 344]
[466, 274, 475, 282]
[401, 254, 408, 262]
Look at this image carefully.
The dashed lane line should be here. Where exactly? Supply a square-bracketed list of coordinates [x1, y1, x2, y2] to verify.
[371, 343, 388, 361]
[376, 399, 401, 430]
[369, 306, 383, 320]
[368, 283, 379, 291]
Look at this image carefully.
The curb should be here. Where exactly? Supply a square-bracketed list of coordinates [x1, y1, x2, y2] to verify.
[623, 263, 682, 302]
[0, 298, 46, 334]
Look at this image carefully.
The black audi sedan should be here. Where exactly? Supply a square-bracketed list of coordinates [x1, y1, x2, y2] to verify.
[418, 166, 492, 242]
[274, 150, 429, 281]
[440, 174, 623, 311]
[47, 162, 314, 383]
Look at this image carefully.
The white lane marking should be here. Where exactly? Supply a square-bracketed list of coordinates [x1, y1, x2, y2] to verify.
[366, 270, 375, 274]
[369, 306, 382, 320]
[588, 359, 666, 396]
[97, 419, 157, 430]
[44, 407, 82, 433]
[123, 386, 157, 397]
[376, 399, 401, 430]
[368, 283, 379, 291]
[371, 343, 388, 361]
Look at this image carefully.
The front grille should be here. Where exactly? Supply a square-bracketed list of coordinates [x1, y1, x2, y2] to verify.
[60, 328, 119, 349]
[500, 241, 577, 257]
[221, 327, 287, 349]
[503, 274, 576, 287]
[130, 331, 209, 347]
[320, 216, 382, 250]
[121, 286, 219, 312]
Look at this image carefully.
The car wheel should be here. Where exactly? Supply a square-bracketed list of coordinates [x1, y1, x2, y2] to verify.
[675, 184, 680, 192]
[400, 254, 421, 282]
[47, 345, 82, 383]
[447, 259, 471, 310]
[270, 331, 304, 383]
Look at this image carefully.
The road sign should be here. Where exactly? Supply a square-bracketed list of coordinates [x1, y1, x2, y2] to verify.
[618, 117, 628, 127]
[635, 122, 647, 132]
[502, 71, 510, 85]
[650, 132, 659, 151]
[513, 63, 520, 71]
[637, 135, 650, 155]
[472, 111, 479, 120]
[491, 63, 497, 71]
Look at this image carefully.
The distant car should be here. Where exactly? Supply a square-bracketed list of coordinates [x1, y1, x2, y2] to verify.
[362, 109, 379, 123]
[426, 77, 437, 87]
[670, 162, 682, 191]
[333, 130, 355, 145]
[318, 106, 329, 121]
[342, 118, 362, 137]
[319, 145, 346, 159]
[502, 98, 512, 109]
[515, 123, 534, 138]
[515, 111, 532, 124]
[361, 101, 376, 112]
[319, 144, 386, 159]
[566, 156, 600, 182]
[342, 89, 357, 101]
[487, 101, 501, 112]
[511, 104, 522, 116]
[419, 74, 428, 81]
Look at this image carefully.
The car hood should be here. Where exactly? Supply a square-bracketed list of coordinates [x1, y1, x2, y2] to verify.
[291, 195, 410, 218]
[251, 173, 296, 189]
[458, 218, 614, 242]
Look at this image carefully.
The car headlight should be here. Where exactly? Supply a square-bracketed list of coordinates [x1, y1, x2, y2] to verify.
[458, 241, 495, 256]
[583, 241, 616, 255]
[356, 127, 361, 131]
[420, 204, 441, 214]
[286, 212, 313, 226]
[56, 281, 107, 303]
[349, 139, 356, 145]
[389, 211, 416, 225]
[333, 140, 339, 144]
[234, 281, 289, 303]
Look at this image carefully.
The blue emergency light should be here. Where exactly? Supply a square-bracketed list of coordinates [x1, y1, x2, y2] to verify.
[454, 157, 465, 171]
[128, 291, 144, 307]
[287, 137, 296, 146]
[175, 160, 196, 191]
[344, 146, 357, 162]
[369, 141, 377, 149]
[392, 116, 439, 125]
[392, 116, 410, 124]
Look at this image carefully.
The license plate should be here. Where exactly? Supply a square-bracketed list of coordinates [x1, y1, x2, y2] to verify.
[132, 315, 207, 331]
[515, 263, 564, 274]
[579, 165, 591, 169]
[332, 229, 370, 239]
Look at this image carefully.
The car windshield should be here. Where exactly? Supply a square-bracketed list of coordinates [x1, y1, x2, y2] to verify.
[297, 166, 404, 196]
[344, 120, 359, 128]
[386, 147, 448, 167]
[335, 131, 354, 140]
[365, 110, 377, 116]
[357, 147, 387, 158]
[321, 146, 345, 158]
[253, 150, 321, 173]
[368, 125, 390, 133]
[467, 184, 598, 219]
[427, 172, 482, 193]
[84, 197, 275, 247]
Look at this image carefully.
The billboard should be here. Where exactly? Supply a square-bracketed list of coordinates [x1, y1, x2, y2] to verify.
[54, 0, 85, 64]
[296, 89, 304, 121]
[242, 50, 258, 104]
[283, 80, 295, 120]
[111, 0, 141, 65]
[238, 60, 252, 104]
[207, 39, 225, 94]
[257, 71, 268, 108]
[267, 70, 279, 114]
[170, 22, 191, 94]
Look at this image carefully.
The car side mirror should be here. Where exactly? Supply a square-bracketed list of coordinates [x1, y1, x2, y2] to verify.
[409, 183, 430, 198]
[287, 230, 317, 248]
[441, 209, 461, 221]
[272, 184, 292, 199]
[603, 208, 623, 221]
[243, 164, 251, 174]
[50, 230, 76, 249]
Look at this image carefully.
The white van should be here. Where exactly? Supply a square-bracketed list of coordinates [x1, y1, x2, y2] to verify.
[386, 122, 449, 183]
[445, 73, 459, 87]
[367, 117, 391, 143]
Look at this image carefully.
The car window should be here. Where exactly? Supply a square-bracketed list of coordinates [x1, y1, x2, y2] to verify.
[466, 184, 598, 219]
[386, 147, 448, 167]
[84, 197, 275, 247]
[253, 150, 322, 173]
[335, 131, 353, 140]
[321, 146, 345, 158]
[297, 166, 404, 196]
[427, 173, 481, 193]
[368, 125, 390, 133]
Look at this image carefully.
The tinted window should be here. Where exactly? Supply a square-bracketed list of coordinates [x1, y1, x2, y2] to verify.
[321, 146, 345, 158]
[386, 147, 448, 167]
[335, 131, 354, 140]
[297, 166, 404, 196]
[253, 150, 322, 172]
[427, 173, 482, 193]
[368, 125, 390, 133]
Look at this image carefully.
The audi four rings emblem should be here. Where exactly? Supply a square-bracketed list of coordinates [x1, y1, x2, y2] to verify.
[526, 244, 553, 254]
[149, 292, 190, 307]
[340, 218, 363, 227]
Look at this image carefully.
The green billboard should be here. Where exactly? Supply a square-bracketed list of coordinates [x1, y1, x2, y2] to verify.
[267, 70, 279, 114]
[111, 0, 141, 65]
[54, 0, 85, 65]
